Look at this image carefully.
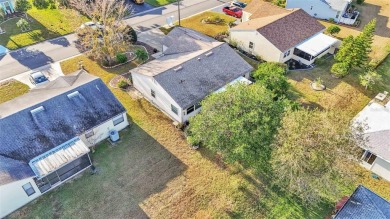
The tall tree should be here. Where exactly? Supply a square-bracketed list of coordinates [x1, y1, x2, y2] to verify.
[15, 0, 32, 13]
[252, 62, 289, 97]
[75, 0, 133, 66]
[189, 83, 288, 166]
[270, 108, 366, 205]
[352, 19, 376, 67]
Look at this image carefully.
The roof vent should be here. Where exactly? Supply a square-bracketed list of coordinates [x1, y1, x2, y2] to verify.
[198, 57, 201, 61]
[205, 51, 213, 57]
[67, 91, 81, 99]
[30, 106, 45, 115]
[174, 66, 183, 72]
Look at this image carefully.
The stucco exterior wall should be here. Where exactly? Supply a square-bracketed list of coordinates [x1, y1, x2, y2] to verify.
[79, 112, 129, 146]
[0, 177, 41, 218]
[286, 0, 341, 21]
[370, 157, 390, 181]
[230, 30, 282, 62]
[132, 73, 183, 123]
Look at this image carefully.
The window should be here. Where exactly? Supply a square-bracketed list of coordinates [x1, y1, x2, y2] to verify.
[283, 50, 290, 58]
[151, 89, 156, 98]
[22, 182, 35, 196]
[362, 151, 377, 165]
[186, 105, 195, 115]
[249, 42, 254, 49]
[336, 11, 340, 18]
[195, 102, 202, 110]
[112, 114, 124, 126]
[171, 104, 178, 115]
[85, 130, 94, 138]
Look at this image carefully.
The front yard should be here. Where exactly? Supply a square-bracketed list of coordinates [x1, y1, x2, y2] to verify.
[0, 5, 88, 49]
[0, 79, 29, 104]
[145, 0, 176, 7]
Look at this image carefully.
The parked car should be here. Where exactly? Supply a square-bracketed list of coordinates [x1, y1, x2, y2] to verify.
[222, 6, 242, 18]
[232, 1, 246, 8]
[132, 0, 144, 4]
[29, 71, 49, 86]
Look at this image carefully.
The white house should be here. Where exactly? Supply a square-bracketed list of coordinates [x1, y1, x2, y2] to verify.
[230, 1, 340, 66]
[286, 0, 359, 25]
[353, 100, 390, 182]
[0, 70, 129, 218]
[131, 27, 253, 124]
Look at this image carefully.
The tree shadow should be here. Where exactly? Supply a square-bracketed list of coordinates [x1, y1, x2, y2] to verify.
[356, 2, 389, 38]
[48, 36, 71, 47]
[10, 48, 53, 69]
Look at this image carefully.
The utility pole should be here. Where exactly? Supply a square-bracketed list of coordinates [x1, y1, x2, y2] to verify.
[177, 0, 181, 26]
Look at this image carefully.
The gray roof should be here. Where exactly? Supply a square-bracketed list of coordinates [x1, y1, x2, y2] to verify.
[353, 102, 390, 162]
[131, 27, 254, 109]
[0, 155, 34, 186]
[335, 185, 390, 219]
[0, 70, 126, 185]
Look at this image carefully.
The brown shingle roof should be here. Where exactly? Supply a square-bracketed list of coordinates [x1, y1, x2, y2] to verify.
[244, 0, 290, 18]
[233, 9, 325, 51]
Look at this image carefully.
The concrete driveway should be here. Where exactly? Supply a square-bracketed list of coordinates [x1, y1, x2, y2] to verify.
[126, 0, 155, 15]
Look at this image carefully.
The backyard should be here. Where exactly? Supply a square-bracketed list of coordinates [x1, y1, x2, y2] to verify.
[0, 4, 88, 49]
[0, 79, 29, 104]
[6, 54, 389, 219]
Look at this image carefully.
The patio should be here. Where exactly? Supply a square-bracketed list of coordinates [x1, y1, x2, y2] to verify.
[339, 5, 360, 25]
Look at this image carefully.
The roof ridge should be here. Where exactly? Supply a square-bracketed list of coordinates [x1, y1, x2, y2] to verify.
[155, 43, 224, 78]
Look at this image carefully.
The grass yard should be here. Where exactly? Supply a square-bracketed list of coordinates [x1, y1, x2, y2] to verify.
[145, 0, 176, 7]
[179, 11, 236, 37]
[0, 79, 29, 104]
[0, 5, 88, 49]
[9, 55, 336, 219]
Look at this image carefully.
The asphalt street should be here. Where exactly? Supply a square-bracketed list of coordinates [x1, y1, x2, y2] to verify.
[0, 0, 229, 81]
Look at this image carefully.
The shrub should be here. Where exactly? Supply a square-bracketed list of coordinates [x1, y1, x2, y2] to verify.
[16, 18, 30, 31]
[126, 26, 137, 43]
[327, 25, 341, 35]
[135, 49, 148, 62]
[331, 62, 350, 77]
[329, 18, 335, 23]
[357, 0, 364, 4]
[15, 0, 32, 13]
[33, 0, 49, 9]
[116, 53, 128, 64]
[204, 15, 224, 24]
[117, 80, 128, 89]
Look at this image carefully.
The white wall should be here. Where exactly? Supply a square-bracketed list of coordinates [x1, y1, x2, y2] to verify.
[242, 11, 252, 22]
[370, 157, 390, 181]
[286, 0, 341, 21]
[132, 73, 183, 123]
[230, 30, 282, 62]
[0, 177, 41, 218]
[79, 112, 129, 146]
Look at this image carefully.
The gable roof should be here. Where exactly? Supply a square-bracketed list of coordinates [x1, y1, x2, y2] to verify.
[131, 27, 254, 109]
[353, 101, 390, 162]
[233, 8, 325, 51]
[0, 70, 126, 185]
[335, 185, 390, 219]
[244, 0, 290, 19]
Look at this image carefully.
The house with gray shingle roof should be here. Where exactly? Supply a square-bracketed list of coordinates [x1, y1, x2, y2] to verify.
[130, 27, 253, 123]
[334, 185, 390, 219]
[230, 1, 340, 66]
[353, 100, 390, 182]
[0, 70, 129, 218]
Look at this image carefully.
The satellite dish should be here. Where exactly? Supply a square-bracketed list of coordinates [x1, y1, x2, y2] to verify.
[166, 15, 175, 27]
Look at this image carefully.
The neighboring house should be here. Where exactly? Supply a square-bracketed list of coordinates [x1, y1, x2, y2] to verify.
[0, 0, 15, 15]
[230, 1, 340, 66]
[334, 185, 390, 219]
[131, 27, 253, 124]
[0, 70, 129, 218]
[286, 0, 359, 25]
[353, 100, 390, 181]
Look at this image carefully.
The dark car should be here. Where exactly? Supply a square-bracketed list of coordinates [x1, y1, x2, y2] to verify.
[222, 6, 243, 18]
[29, 71, 49, 86]
[232, 1, 246, 8]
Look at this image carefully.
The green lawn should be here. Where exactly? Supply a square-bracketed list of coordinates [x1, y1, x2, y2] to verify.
[0, 79, 29, 104]
[145, 0, 176, 7]
[9, 56, 334, 219]
[180, 11, 236, 37]
[0, 5, 88, 49]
